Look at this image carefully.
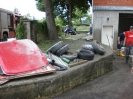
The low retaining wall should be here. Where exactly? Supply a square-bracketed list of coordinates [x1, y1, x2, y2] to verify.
[0, 45, 113, 99]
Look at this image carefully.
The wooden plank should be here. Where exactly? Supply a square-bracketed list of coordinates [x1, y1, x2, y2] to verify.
[69, 60, 88, 67]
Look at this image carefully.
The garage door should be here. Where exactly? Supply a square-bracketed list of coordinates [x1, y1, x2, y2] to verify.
[101, 26, 114, 49]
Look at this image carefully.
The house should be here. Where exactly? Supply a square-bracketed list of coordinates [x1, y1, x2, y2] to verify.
[91, 0, 133, 49]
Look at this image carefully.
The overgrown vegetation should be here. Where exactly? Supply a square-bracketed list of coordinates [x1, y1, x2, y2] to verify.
[36, 18, 48, 40]
[36, 18, 63, 41]
[16, 17, 89, 40]
[16, 22, 24, 39]
[16, 17, 63, 42]
[16, 17, 29, 39]
[17, 0, 91, 40]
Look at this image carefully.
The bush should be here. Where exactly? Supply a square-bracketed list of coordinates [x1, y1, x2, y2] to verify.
[16, 17, 29, 39]
[36, 18, 63, 40]
[16, 22, 24, 39]
[36, 19, 48, 40]
[56, 24, 63, 37]
[16, 17, 63, 41]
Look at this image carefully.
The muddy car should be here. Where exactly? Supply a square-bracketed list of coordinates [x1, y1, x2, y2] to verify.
[62, 25, 77, 35]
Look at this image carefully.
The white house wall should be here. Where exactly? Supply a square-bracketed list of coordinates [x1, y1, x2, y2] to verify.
[93, 11, 119, 49]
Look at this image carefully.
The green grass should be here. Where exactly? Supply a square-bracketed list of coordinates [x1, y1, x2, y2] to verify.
[37, 25, 89, 52]
[38, 33, 87, 53]
[75, 25, 90, 32]
[77, 31, 89, 33]
[37, 36, 69, 53]
[37, 40, 60, 53]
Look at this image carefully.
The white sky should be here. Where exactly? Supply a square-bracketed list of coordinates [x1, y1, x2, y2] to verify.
[0, 0, 45, 20]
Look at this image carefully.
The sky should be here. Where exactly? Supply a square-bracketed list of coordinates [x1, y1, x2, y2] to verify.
[0, 0, 45, 20]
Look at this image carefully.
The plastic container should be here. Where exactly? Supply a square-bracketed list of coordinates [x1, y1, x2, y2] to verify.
[61, 57, 70, 64]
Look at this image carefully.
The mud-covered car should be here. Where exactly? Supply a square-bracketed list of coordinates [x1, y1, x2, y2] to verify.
[62, 25, 77, 35]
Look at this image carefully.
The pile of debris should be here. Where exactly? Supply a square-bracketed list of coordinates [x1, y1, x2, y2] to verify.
[0, 39, 56, 85]
[45, 40, 106, 70]
[0, 39, 106, 85]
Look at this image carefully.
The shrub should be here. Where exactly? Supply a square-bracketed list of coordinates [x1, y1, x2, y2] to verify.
[16, 22, 24, 39]
[16, 17, 29, 39]
[36, 19, 48, 40]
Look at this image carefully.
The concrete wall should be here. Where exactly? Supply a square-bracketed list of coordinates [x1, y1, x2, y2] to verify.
[0, 45, 113, 99]
[22, 20, 37, 43]
[23, 21, 31, 39]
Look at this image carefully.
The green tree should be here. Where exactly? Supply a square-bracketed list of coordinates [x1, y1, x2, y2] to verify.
[74, 8, 90, 25]
[35, 0, 45, 11]
[35, 0, 91, 26]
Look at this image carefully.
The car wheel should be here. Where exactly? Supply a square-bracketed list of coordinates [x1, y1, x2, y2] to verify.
[82, 44, 94, 52]
[77, 50, 94, 60]
[80, 48, 95, 53]
[73, 31, 77, 35]
[46, 41, 64, 54]
[71, 32, 73, 35]
[56, 44, 70, 56]
[91, 40, 105, 55]
[61, 55, 77, 61]
[3, 34, 8, 41]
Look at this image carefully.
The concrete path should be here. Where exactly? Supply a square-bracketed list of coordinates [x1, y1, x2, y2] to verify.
[54, 52, 133, 99]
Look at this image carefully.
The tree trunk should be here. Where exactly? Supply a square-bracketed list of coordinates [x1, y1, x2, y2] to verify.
[44, 0, 58, 40]
[68, 0, 72, 27]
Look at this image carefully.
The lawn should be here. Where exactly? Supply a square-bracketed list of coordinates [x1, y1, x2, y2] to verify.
[37, 25, 89, 53]
[75, 25, 90, 33]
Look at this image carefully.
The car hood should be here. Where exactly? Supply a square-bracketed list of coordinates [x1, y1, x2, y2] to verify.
[0, 39, 48, 75]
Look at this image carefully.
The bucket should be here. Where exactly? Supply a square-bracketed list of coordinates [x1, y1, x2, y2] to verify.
[121, 47, 126, 52]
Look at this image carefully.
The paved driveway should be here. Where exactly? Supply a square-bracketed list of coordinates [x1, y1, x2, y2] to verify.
[54, 52, 133, 99]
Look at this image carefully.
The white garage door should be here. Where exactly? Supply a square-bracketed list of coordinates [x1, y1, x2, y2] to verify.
[101, 26, 114, 49]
